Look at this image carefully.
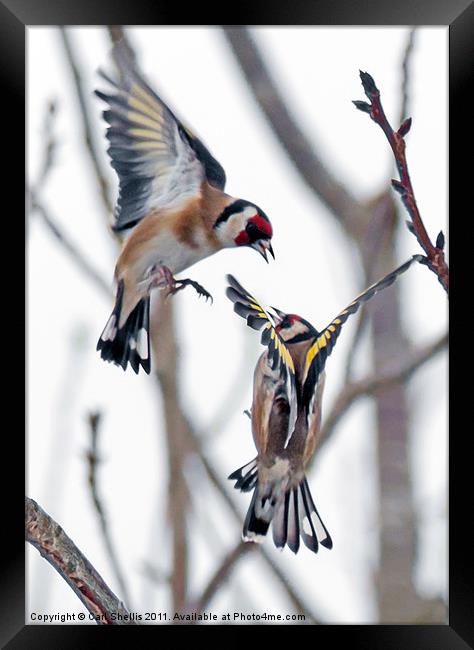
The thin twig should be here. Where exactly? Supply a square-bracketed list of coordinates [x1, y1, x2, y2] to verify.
[345, 26, 417, 384]
[59, 27, 114, 218]
[399, 29, 416, 126]
[26, 497, 136, 625]
[353, 71, 449, 293]
[35, 99, 58, 188]
[315, 332, 447, 458]
[222, 27, 365, 239]
[29, 195, 112, 299]
[86, 411, 132, 608]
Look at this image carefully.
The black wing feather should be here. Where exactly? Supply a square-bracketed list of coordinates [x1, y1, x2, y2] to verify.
[302, 255, 423, 410]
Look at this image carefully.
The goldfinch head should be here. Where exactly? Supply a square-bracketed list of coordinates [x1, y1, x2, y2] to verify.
[273, 310, 317, 343]
[214, 199, 274, 262]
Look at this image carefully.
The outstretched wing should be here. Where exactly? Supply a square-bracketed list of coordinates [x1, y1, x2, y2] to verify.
[226, 274, 298, 444]
[96, 40, 226, 232]
[301, 255, 424, 411]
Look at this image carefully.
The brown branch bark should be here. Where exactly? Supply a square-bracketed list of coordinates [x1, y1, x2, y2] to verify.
[354, 71, 449, 293]
[26, 497, 136, 625]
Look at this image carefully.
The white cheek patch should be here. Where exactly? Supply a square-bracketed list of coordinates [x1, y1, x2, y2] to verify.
[136, 328, 149, 359]
[101, 315, 117, 341]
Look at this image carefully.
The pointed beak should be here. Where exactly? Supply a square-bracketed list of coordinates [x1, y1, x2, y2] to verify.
[269, 306, 286, 325]
[252, 240, 275, 263]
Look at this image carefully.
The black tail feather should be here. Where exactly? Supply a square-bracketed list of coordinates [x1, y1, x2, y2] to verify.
[97, 281, 151, 374]
[272, 491, 290, 549]
[300, 478, 333, 550]
[243, 489, 271, 541]
[286, 489, 300, 554]
[229, 460, 332, 554]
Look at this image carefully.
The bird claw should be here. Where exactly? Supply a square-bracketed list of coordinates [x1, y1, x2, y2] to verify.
[140, 265, 213, 304]
[175, 278, 213, 304]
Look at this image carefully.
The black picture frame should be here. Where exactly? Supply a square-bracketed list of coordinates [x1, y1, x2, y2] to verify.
[9, 0, 468, 646]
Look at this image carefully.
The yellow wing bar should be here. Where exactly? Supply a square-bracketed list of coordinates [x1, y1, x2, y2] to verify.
[226, 275, 295, 377]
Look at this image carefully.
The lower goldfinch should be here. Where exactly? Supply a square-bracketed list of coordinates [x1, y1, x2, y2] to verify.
[226, 255, 422, 553]
[96, 41, 274, 375]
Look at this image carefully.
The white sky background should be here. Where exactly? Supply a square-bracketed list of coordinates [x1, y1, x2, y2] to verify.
[27, 26, 448, 624]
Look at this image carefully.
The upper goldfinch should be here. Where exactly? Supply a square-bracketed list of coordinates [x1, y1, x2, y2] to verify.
[226, 255, 422, 553]
[96, 42, 274, 374]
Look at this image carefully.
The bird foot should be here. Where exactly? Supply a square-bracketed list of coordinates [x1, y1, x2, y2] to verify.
[144, 265, 213, 303]
[173, 278, 213, 303]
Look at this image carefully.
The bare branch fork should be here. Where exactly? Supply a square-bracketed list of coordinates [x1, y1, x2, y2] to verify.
[26, 497, 136, 625]
[353, 71, 449, 294]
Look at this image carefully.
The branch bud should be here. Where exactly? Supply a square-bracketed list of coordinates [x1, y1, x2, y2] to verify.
[398, 117, 412, 137]
[352, 100, 372, 114]
[436, 230, 445, 250]
[359, 70, 378, 96]
[391, 179, 405, 194]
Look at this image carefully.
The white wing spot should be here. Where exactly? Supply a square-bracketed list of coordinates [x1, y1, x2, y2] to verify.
[101, 315, 117, 341]
[311, 511, 327, 541]
[137, 328, 149, 359]
[302, 517, 314, 537]
[243, 532, 265, 544]
[129, 337, 136, 350]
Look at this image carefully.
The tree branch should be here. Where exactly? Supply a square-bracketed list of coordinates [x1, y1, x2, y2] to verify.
[85, 411, 132, 608]
[59, 27, 114, 218]
[26, 497, 136, 625]
[222, 27, 365, 238]
[399, 28, 416, 127]
[35, 99, 58, 188]
[345, 24, 417, 383]
[353, 71, 449, 293]
[29, 196, 112, 299]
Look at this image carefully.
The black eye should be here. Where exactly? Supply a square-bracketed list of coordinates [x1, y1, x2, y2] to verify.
[245, 221, 259, 238]
[280, 316, 291, 329]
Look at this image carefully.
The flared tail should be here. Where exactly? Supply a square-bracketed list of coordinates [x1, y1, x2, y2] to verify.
[229, 459, 332, 554]
[97, 280, 151, 374]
